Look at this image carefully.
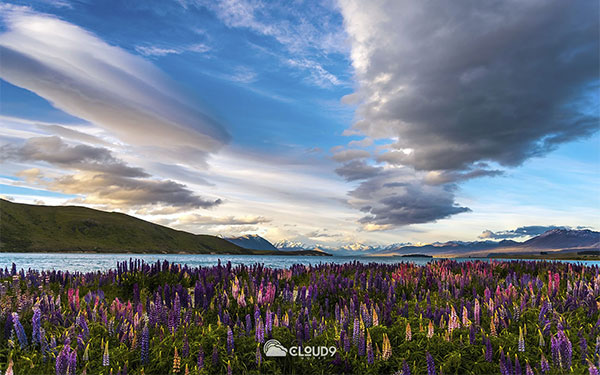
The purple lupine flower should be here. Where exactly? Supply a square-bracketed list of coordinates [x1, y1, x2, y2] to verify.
[469, 324, 475, 345]
[67, 350, 77, 375]
[561, 331, 572, 370]
[352, 318, 360, 346]
[304, 321, 311, 341]
[580, 336, 588, 365]
[246, 314, 252, 334]
[12, 312, 28, 348]
[256, 343, 262, 367]
[401, 359, 411, 375]
[255, 318, 265, 343]
[182, 334, 190, 358]
[212, 345, 219, 366]
[540, 353, 549, 374]
[366, 331, 374, 364]
[426, 352, 437, 375]
[525, 361, 534, 375]
[499, 349, 508, 375]
[551, 336, 560, 367]
[589, 362, 600, 375]
[485, 337, 492, 362]
[32, 307, 42, 346]
[358, 328, 365, 356]
[55, 345, 69, 375]
[197, 347, 204, 370]
[514, 355, 521, 375]
[141, 325, 149, 364]
[343, 330, 351, 352]
[227, 326, 235, 355]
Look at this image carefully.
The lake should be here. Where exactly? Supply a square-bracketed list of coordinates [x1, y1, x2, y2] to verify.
[0, 252, 598, 273]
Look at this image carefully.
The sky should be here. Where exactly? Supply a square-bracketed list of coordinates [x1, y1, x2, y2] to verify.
[0, 0, 598, 251]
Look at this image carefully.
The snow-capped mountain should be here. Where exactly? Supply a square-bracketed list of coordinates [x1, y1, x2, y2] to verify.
[273, 229, 599, 257]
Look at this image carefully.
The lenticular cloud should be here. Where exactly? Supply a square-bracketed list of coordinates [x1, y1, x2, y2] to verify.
[0, 7, 230, 157]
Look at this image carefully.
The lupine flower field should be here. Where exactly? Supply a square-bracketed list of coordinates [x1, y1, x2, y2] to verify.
[1, 259, 599, 374]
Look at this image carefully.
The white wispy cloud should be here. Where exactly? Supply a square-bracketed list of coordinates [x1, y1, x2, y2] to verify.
[135, 43, 210, 57]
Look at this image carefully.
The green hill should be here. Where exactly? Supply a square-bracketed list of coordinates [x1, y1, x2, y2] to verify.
[0, 199, 253, 254]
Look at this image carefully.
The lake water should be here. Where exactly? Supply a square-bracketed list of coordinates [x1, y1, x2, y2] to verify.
[0, 253, 598, 273]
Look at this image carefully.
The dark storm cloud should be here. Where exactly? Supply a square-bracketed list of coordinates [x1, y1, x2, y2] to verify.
[341, 0, 598, 171]
[334, 0, 599, 229]
[348, 170, 470, 229]
[479, 225, 569, 239]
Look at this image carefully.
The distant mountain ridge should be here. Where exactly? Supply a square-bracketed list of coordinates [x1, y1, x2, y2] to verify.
[225, 234, 279, 251]
[275, 229, 599, 256]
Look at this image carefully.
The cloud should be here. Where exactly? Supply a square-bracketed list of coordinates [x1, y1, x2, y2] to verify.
[175, 214, 270, 226]
[193, 0, 347, 88]
[423, 168, 504, 185]
[55, 173, 222, 209]
[0, 8, 229, 162]
[135, 43, 210, 57]
[333, 0, 599, 229]
[285, 58, 343, 88]
[339, 0, 598, 171]
[2, 136, 222, 210]
[334, 160, 381, 181]
[479, 225, 569, 239]
[332, 149, 370, 162]
[347, 169, 470, 229]
[1, 136, 148, 178]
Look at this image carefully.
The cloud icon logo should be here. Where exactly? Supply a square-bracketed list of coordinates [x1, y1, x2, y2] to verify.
[264, 339, 288, 357]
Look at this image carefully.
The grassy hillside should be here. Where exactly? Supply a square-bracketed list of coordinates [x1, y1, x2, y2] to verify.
[0, 199, 251, 254]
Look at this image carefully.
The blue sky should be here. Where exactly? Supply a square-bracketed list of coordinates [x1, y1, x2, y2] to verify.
[0, 0, 598, 249]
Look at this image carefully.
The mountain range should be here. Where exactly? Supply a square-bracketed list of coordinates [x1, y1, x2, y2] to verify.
[2, 198, 596, 257]
[270, 228, 599, 257]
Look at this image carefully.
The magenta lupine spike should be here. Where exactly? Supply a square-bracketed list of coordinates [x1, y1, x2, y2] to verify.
[589, 361, 599, 375]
